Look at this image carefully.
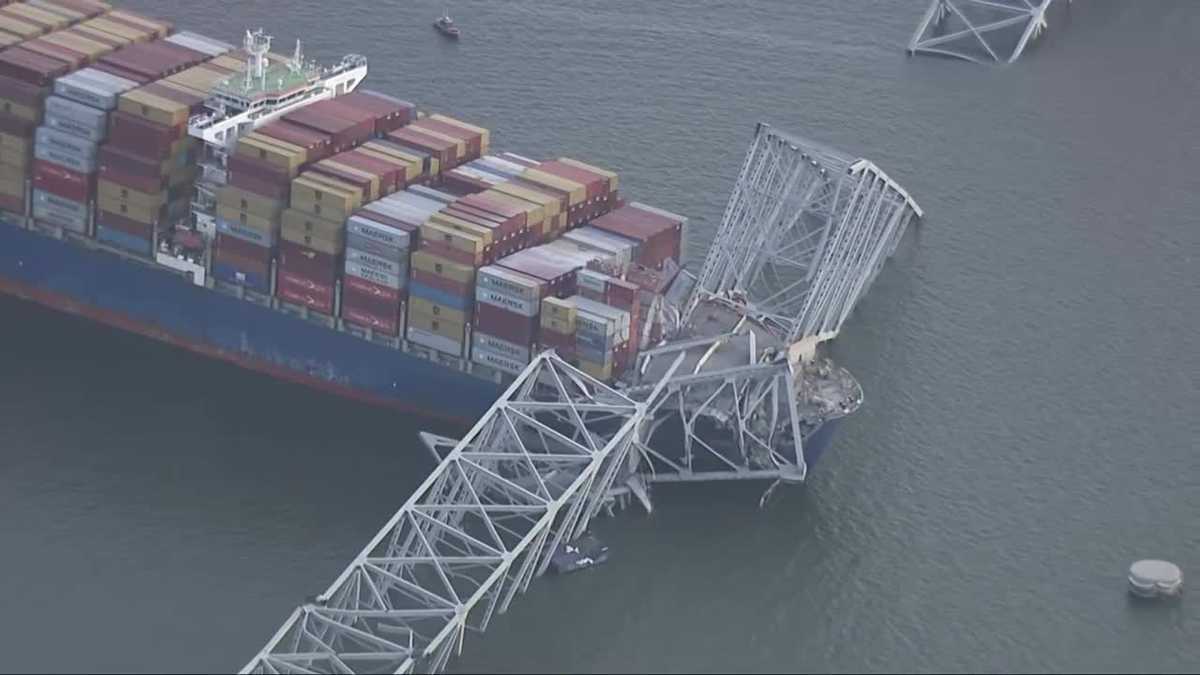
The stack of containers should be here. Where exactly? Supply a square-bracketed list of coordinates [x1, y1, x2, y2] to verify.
[216, 124, 318, 291]
[31, 66, 137, 233]
[587, 202, 687, 271]
[342, 188, 445, 337]
[539, 296, 577, 362]
[95, 32, 238, 256]
[572, 295, 631, 381]
[531, 158, 619, 227]
[574, 267, 643, 370]
[278, 169, 362, 314]
[281, 96, 376, 154]
[0, 5, 167, 227]
[406, 113, 488, 171]
[470, 264, 551, 374]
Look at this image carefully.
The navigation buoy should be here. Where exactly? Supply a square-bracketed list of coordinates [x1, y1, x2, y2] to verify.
[1128, 560, 1183, 599]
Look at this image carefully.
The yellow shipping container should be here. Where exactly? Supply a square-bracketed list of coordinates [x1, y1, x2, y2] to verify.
[119, 88, 189, 128]
[210, 54, 244, 71]
[577, 359, 614, 381]
[281, 225, 341, 256]
[290, 174, 361, 221]
[1, 100, 39, 124]
[33, 2, 87, 22]
[541, 316, 575, 336]
[356, 143, 421, 182]
[428, 211, 493, 246]
[407, 307, 467, 341]
[0, 30, 22, 50]
[73, 22, 131, 47]
[216, 203, 278, 236]
[0, 145, 29, 169]
[106, 9, 170, 39]
[410, 249, 476, 285]
[409, 123, 466, 161]
[97, 192, 162, 225]
[522, 168, 586, 206]
[0, 172, 26, 197]
[7, 4, 71, 30]
[235, 134, 306, 174]
[427, 114, 491, 154]
[492, 181, 561, 218]
[541, 296, 577, 321]
[0, 15, 42, 40]
[41, 31, 111, 62]
[281, 207, 343, 239]
[559, 157, 619, 193]
[85, 17, 151, 43]
[216, 185, 285, 220]
[409, 296, 469, 324]
[486, 190, 546, 229]
[419, 221, 485, 261]
[98, 179, 167, 210]
[317, 159, 380, 202]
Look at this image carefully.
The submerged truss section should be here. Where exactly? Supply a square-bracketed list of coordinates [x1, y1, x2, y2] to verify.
[242, 352, 680, 674]
[908, 0, 1057, 64]
[688, 124, 921, 350]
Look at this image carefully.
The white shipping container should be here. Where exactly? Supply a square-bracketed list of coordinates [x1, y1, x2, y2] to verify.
[472, 331, 533, 363]
[345, 260, 405, 290]
[346, 246, 406, 277]
[576, 268, 612, 295]
[471, 345, 528, 376]
[406, 185, 459, 204]
[407, 327, 464, 356]
[347, 214, 413, 249]
[475, 287, 539, 317]
[477, 265, 544, 302]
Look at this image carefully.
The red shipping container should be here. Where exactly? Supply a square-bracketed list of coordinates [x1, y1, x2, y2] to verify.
[98, 139, 173, 177]
[0, 74, 48, 107]
[336, 90, 415, 135]
[97, 209, 154, 238]
[0, 193, 25, 214]
[32, 159, 93, 203]
[109, 110, 184, 150]
[227, 154, 292, 184]
[344, 273, 403, 305]
[277, 272, 334, 314]
[343, 283, 401, 319]
[474, 301, 538, 345]
[385, 127, 456, 169]
[440, 171, 490, 197]
[418, 239, 480, 267]
[22, 39, 88, 71]
[342, 303, 400, 335]
[410, 118, 481, 161]
[0, 48, 70, 87]
[278, 239, 338, 284]
[257, 119, 333, 162]
[335, 149, 402, 194]
[229, 170, 289, 201]
[536, 160, 607, 201]
[309, 163, 372, 201]
[216, 232, 272, 264]
[410, 268, 472, 298]
[90, 62, 150, 84]
[214, 246, 270, 276]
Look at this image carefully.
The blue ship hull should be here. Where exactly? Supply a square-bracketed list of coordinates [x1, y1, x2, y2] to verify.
[0, 217, 502, 423]
[0, 216, 839, 466]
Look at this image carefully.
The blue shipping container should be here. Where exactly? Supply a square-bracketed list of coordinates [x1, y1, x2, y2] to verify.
[409, 280, 472, 312]
[212, 261, 270, 293]
[96, 224, 153, 257]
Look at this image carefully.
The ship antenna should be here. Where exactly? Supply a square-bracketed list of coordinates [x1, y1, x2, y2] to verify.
[291, 39, 303, 73]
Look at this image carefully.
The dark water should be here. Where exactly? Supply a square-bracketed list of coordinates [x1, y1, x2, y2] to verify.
[2, 1, 1198, 672]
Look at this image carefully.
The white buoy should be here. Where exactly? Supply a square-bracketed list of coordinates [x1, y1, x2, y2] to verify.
[1128, 560, 1183, 599]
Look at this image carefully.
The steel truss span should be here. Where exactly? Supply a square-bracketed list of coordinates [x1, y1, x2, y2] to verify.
[243, 123, 921, 674]
[242, 352, 681, 675]
[689, 124, 922, 349]
[909, 0, 1057, 64]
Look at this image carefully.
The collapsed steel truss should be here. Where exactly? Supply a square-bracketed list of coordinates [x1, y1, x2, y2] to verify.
[909, 0, 1057, 64]
[243, 353, 681, 674]
[689, 124, 922, 348]
[243, 124, 919, 674]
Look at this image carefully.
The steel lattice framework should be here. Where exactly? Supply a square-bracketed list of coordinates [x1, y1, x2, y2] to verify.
[689, 124, 922, 350]
[242, 124, 922, 674]
[908, 0, 1057, 64]
[242, 352, 681, 674]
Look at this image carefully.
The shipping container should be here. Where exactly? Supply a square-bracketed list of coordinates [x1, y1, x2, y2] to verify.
[346, 212, 412, 251]
[471, 331, 532, 364]
[474, 301, 537, 345]
[406, 325, 464, 357]
[215, 214, 275, 247]
[343, 272, 403, 305]
[588, 202, 686, 270]
[410, 281, 472, 314]
[336, 89, 415, 134]
[278, 238, 338, 283]
[256, 120, 332, 163]
[43, 93, 107, 141]
[0, 46, 71, 86]
[31, 157, 91, 201]
[211, 259, 270, 293]
[344, 257, 404, 291]
[236, 133, 307, 174]
[96, 206, 152, 238]
[95, 221, 154, 254]
[470, 345, 527, 376]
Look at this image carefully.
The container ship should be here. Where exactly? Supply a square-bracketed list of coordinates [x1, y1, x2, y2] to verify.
[0, 0, 848, 468]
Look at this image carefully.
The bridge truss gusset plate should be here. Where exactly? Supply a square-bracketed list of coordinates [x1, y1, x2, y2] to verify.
[241, 352, 681, 675]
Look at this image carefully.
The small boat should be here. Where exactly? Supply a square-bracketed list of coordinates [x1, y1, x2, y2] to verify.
[433, 14, 460, 39]
[549, 533, 609, 574]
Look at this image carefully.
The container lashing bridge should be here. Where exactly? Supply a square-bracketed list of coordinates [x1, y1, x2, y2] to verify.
[242, 123, 923, 674]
